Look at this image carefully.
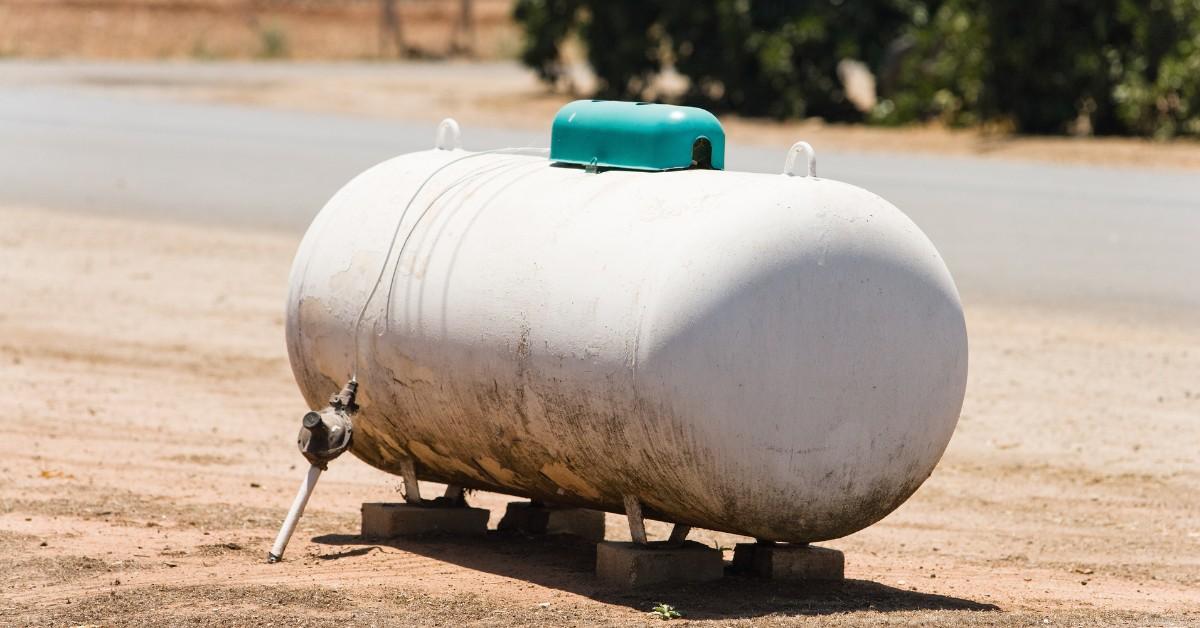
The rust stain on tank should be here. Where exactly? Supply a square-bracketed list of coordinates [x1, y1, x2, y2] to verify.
[474, 456, 518, 485]
[539, 461, 602, 500]
[408, 440, 487, 483]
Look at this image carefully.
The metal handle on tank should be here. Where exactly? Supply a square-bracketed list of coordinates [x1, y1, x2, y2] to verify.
[783, 141, 817, 178]
[435, 118, 462, 151]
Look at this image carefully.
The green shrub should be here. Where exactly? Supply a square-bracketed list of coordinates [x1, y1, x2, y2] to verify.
[888, 0, 1200, 136]
[1106, 0, 1200, 137]
[515, 0, 1200, 137]
[513, 0, 581, 84]
[664, 0, 930, 120]
[257, 24, 290, 59]
[870, 1, 987, 127]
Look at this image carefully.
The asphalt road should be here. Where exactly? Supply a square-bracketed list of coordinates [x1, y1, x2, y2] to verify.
[1, 63, 1197, 317]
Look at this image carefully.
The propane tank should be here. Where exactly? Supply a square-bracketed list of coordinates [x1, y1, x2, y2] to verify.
[284, 101, 967, 543]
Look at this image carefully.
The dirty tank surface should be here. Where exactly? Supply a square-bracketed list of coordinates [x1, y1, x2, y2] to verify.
[286, 149, 968, 543]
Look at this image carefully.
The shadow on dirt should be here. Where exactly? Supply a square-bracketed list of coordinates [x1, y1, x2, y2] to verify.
[312, 531, 999, 619]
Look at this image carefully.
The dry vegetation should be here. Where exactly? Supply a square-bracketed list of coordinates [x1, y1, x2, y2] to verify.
[0, 0, 520, 60]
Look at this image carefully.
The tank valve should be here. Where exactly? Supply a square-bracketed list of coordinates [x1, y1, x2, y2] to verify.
[267, 380, 357, 564]
[298, 380, 356, 468]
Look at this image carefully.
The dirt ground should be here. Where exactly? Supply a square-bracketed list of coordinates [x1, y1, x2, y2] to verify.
[0, 202, 1197, 626]
[0, 0, 519, 60]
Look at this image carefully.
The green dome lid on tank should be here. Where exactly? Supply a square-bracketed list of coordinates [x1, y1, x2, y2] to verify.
[550, 100, 726, 171]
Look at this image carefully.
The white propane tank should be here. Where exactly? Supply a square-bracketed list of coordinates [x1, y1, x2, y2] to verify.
[285, 102, 967, 543]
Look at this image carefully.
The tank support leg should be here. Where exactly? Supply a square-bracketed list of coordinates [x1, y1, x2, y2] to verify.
[623, 495, 647, 545]
[399, 458, 423, 504]
[442, 484, 466, 507]
[666, 524, 691, 546]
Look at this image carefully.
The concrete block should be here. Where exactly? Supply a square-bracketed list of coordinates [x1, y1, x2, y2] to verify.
[595, 541, 724, 587]
[732, 543, 844, 581]
[497, 502, 606, 542]
[361, 502, 489, 538]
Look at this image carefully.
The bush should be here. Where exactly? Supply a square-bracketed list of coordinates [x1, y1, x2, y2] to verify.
[887, 0, 1200, 136]
[870, 1, 987, 127]
[514, 0, 1200, 137]
[514, 0, 926, 121]
[974, 0, 1200, 136]
[659, 1, 900, 119]
[256, 24, 290, 59]
[1105, 0, 1200, 137]
[513, 0, 581, 84]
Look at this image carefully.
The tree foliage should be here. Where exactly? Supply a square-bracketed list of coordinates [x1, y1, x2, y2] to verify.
[513, 0, 1200, 137]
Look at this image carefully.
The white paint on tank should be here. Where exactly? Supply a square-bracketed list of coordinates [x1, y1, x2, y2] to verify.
[285, 145, 967, 543]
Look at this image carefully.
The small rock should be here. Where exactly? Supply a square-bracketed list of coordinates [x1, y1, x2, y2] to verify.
[39, 541, 48, 547]
[250, 482, 262, 488]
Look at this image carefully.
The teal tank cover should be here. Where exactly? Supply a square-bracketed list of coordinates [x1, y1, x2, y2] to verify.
[550, 100, 726, 171]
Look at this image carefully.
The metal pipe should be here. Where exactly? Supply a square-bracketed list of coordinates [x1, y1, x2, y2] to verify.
[267, 464, 323, 563]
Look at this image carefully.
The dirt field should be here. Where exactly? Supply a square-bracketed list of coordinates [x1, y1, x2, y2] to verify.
[0, 203, 1196, 626]
[0, 0, 519, 60]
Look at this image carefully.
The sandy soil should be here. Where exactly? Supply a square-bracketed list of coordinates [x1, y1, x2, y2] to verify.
[0, 0, 519, 60]
[1, 203, 1197, 626]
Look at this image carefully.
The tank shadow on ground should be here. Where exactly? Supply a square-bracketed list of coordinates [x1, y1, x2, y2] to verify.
[312, 532, 999, 619]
